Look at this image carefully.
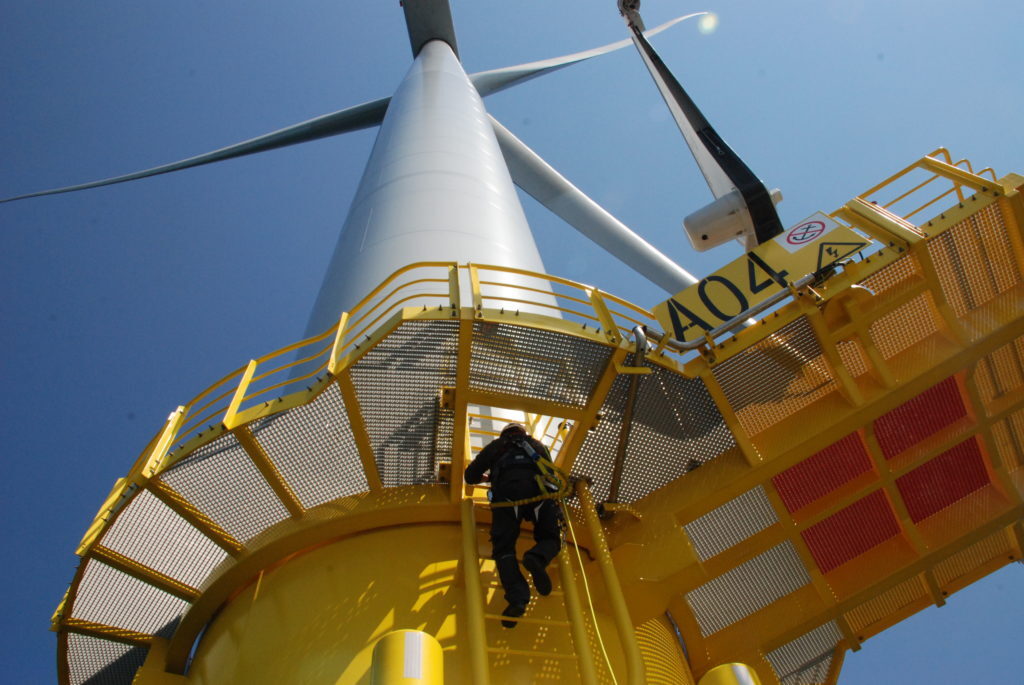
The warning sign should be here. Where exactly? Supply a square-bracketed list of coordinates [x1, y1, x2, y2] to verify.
[816, 242, 866, 271]
[776, 213, 838, 253]
[654, 213, 870, 342]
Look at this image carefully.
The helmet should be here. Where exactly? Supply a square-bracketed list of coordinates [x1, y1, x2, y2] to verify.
[500, 423, 527, 439]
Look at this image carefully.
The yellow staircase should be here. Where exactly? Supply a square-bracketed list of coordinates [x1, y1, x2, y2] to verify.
[460, 496, 604, 684]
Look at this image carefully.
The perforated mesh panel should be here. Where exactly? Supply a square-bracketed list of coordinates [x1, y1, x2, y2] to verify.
[572, 357, 734, 502]
[868, 292, 942, 360]
[991, 408, 1024, 477]
[873, 376, 966, 460]
[158, 433, 290, 543]
[685, 541, 810, 636]
[65, 633, 147, 685]
[684, 486, 778, 561]
[929, 203, 1021, 318]
[713, 317, 836, 436]
[896, 438, 989, 522]
[100, 489, 228, 588]
[932, 529, 1012, 587]
[469, 322, 611, 408]
[844, 576, 926, 634]
[974, 335, 1024, 408]
[801, 490, 900, 573]
[434, 405, 454, 473]
[766, 621, 842, 685]
[350, 319, 458, 487]
[634, 616, 691, 685]
[773, 432, 872, 513]
[859, 254, 921, 294]
[836, 338, 870, 378]
[253, 383, 369, 508]
[569, 367, 628, 502]
[71, 559, 188, 637]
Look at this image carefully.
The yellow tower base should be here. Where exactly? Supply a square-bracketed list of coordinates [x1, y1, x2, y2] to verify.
[162, 519, 686, 684]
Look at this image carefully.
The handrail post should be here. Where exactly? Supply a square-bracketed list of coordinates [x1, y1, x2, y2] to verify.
[557, 541, 600, 685]
[468, 263, 483, 316]
[223, 359, 258, 430]
[460, 498, 491, 685]
[447, 263, 461, 311]
[75, 407, 183, 556]
[575, 481, 646, 685]
[142, 407, 187, 479]
[587, 288, 621, 344]
[328, 311, 350, 375]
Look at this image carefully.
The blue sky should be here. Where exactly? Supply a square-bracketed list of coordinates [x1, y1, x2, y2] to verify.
[1, 2, 1021, 682]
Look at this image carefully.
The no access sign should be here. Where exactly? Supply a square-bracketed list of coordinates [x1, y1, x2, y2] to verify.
[777, 216, 831, 253]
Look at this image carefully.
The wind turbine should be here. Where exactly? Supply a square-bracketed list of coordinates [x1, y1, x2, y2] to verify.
[9, 1, 1024, 683]
[22, 2, 710, 682]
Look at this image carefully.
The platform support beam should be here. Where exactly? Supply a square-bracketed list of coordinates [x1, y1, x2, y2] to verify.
[460, 498, 491, 685]
[576, 481, 646, 685]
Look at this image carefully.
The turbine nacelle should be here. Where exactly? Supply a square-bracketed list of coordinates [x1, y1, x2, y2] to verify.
[684, 187, 784, 252]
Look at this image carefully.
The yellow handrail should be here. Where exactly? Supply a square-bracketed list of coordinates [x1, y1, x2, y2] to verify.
[146, 144, 1009, 465]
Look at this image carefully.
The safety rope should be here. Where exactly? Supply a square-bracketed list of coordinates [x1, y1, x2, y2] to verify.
[479, 458, 619, 681]
[488, 459, 573, 508]
[560, 497, 619, 685]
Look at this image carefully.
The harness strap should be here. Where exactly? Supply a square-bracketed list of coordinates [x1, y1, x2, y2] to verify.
[490, 462, 572, 508]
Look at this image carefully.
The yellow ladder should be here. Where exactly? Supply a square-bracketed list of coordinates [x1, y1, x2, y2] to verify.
[460, 497, 600, 685]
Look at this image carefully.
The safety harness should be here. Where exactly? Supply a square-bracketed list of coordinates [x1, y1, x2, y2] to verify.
[488, 438, 572, 508]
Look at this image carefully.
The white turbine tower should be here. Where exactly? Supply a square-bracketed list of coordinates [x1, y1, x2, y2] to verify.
[10, 3, 1020, 685]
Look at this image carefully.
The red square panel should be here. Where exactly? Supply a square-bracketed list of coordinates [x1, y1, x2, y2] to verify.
[896, 438, 990, 522]
[802, 490, 901, 573]
[874, 376, 967, 459]
[773, 432, 873, 513]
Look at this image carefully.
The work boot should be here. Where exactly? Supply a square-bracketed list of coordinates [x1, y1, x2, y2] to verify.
[501, 602, 527, 628]
[523, 553, 552, 596]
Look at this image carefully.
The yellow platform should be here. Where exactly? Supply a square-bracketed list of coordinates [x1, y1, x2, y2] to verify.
[55, 151, 1024, 684]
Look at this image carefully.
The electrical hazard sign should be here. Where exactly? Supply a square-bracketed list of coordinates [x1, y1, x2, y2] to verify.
[816, 241, 866, 271]
[654, 212, 869, 343]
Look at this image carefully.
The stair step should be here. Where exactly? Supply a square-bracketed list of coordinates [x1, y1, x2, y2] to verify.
[485, 647, 578, 660]
[483, 613, 570, 627]
[483, 583, 564, 597]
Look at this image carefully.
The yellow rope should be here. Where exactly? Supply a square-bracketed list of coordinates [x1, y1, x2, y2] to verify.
[561, 498, 619, 685]
[481, 461, 619, 681]
[488, 462, 572, 508]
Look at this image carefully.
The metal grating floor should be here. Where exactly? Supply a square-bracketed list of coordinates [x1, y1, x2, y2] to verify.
[55, 170, 1024, 685]
[572, 355, 735, 503]
[470, 322, 611, 408]
[684, 486, 778, 561]
[766, 622, 842, 685]
[713, 317, 837, 436]
[350, 319, 459, 487]
[685, 541, 810, 636]
[253, 383, 369, 508]
[158, 434, 290, 543]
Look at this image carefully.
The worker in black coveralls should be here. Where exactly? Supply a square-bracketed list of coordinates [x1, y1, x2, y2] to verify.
[464, 423, 561, 628]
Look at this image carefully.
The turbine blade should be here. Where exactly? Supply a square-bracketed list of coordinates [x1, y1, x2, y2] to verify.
[624, 19, 784, 244]
[1, 97, 390, 204]
[492, 115, 697, 294]
[471, 12, 705, 97]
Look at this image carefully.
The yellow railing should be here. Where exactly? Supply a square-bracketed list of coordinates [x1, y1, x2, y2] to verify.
[64, 151, 1024, 685]
[126, 149, 1021, 487]
[855, 147, 1001, 224]
[154, 262, 656, 470]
